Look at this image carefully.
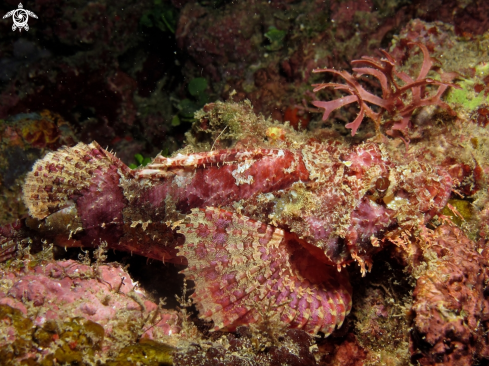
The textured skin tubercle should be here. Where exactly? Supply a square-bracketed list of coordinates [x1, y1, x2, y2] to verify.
[178, 207, 352, 335]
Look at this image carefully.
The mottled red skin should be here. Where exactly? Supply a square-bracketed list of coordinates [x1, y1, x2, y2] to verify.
[231, 143, 452, 269]
[136, 149, 310, 213]
[76, 163, 126, 247]
[16, 146, 312, 264]
[17, 139, 452, 272]
[443, 157, 484, 197]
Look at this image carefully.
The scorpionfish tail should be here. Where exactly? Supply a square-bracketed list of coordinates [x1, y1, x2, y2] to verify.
[178, 207, 352, 336]
[23, 141, 132, 220]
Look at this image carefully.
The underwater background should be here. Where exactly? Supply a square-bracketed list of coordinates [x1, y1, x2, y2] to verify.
[1, 0, 489, 365]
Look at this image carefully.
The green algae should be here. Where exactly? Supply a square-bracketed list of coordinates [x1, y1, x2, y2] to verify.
[0, 306, 104, 365]
[0, 305, 33, 364]
[52, 318, 105, 364]
[108, 339, 173, 366]
[446, 63, 489, 111]
[441, 199, 474, 227]
[0, 304, 174, 365]
[264, 26, 286, 51]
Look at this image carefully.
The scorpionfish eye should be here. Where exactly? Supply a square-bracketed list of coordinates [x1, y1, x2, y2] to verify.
[375, 176, 390, 193]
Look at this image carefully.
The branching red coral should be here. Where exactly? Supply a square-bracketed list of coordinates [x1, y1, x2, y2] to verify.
[312, 43, 459, 136]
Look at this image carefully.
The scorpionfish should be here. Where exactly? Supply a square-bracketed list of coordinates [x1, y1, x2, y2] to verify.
[14, 139, 451, 335]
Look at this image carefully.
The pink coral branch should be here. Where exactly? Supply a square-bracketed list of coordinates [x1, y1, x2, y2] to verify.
[390, 116, 411, 132]
[312, 82, 351, 93]
[345, 103, 366, 135]
[312, 43, 458, 136]
[412, 42, 433, 80]
[312, 95, 358, 121]
[351, 67, 389, 97]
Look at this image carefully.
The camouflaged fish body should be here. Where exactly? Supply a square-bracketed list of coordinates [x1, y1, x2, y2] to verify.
[18, 140, 452, 334]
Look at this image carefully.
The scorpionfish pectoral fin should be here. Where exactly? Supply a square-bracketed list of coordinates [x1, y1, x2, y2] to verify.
[178, 207, 352, 335]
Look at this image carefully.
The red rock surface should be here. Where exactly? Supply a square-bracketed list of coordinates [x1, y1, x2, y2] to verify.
[410, 225, 489, 365]
[0, 259, 179, 344]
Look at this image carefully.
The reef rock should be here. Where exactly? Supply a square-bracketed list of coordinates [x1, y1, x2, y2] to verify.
[410, 225, 489, 365]
[0, 259, 178, 363]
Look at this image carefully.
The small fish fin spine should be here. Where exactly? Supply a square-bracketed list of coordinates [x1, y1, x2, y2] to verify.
[23, 141, 131, 220]
[178, 206, 352, 335]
